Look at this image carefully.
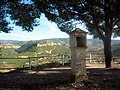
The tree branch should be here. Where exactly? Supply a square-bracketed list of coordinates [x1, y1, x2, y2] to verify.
[113, 18, 120, 26]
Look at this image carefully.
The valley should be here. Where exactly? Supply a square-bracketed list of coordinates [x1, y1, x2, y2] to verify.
[0, 38, 120, 69]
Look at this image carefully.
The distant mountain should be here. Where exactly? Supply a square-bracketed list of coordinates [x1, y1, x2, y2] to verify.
[0, 40, 27, 46]
[0, 38, 120, 51]
[87, 39, 103, 51]
[36, 38, 69, 45]
[111, 40, 120, 45]
[87, 39, 120, 51]
[112, 43, 120, 57]
[0, 38, 119, 58]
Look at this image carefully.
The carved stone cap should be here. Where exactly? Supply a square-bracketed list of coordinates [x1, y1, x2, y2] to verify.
[68, 28, 87, 35]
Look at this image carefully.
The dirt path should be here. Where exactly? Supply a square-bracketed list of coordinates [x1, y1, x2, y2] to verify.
[0, 65, 120, 90]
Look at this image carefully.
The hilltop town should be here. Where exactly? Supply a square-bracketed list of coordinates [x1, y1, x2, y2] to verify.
[37, 42, 62, 47]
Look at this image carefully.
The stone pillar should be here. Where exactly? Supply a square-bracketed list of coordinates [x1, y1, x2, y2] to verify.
[69, 28, 88, 82]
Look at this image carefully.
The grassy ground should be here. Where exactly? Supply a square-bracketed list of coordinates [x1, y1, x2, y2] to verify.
[0, 63, 120, 90]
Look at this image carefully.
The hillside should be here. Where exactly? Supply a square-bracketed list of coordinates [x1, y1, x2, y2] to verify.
[87, 39, 120, 51]
[16, 40, 70, 55]
[0, 38, 119, 69]
[36, 38, 69, 45]
[87, 39, 103, 51]
[0, 38, 120, 46]
[16, 41, 38, 53]
[0, 38, 120, 55]
[112, 43, 120, 57]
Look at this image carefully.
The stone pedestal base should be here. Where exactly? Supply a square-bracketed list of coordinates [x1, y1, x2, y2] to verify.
[71, 74, 88, 83]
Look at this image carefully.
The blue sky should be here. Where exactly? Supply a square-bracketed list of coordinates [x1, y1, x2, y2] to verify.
[0, 14, 119, 41]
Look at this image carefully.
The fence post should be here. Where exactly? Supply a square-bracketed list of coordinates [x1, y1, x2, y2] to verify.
[0, 48, 1, 55]
[90, 53, 92, 63]
[29, 57, 31, 70]
[62, 54, 65, 66]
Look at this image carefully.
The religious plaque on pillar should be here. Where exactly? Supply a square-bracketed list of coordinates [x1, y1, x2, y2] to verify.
[68, 28, 88, 82]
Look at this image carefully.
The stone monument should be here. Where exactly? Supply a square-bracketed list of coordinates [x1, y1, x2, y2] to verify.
[69, 28, 88, 82]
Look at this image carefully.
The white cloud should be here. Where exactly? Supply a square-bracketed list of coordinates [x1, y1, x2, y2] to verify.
[0, 33, 36, 41]
[0, 14, 69, 41]
[40, 14, 57, 35]
[46, 23, 57, 34]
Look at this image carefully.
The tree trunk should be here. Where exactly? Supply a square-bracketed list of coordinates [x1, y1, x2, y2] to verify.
[103, 37, 112, 68]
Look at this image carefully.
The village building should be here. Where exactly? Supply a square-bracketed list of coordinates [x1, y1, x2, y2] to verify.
[37, 42, 62, 47]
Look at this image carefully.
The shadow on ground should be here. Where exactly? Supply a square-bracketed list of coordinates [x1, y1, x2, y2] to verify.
[0, 67, 120, 90]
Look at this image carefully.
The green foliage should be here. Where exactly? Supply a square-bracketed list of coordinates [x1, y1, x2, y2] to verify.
[0, 39, 70, 69]
[1, 39, 120, 69]
[1, 48, 17, 58]
[0, 48, 28, 68]
[56, 18, 76, 33]
[0, 0, 41, 32]
[16, 41, 37, 53]
[15, 39, 70, 55]
[1, 0, 120, 39]
[0, 59, 28, 68]
[52, 45, 70, 55]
